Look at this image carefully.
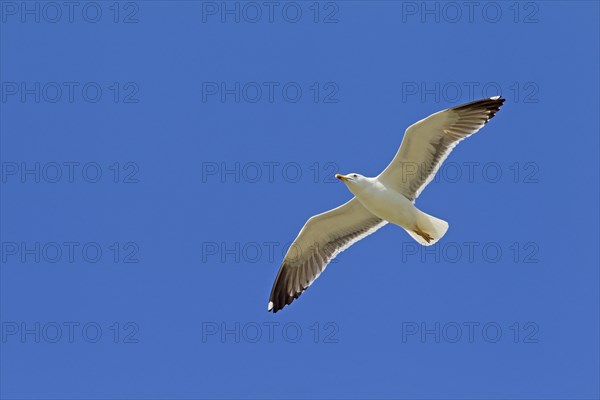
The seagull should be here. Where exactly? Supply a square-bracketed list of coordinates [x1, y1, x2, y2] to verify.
[268, 96, 505, 313]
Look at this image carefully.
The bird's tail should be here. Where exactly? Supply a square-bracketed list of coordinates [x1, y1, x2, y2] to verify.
[405, 210, 449, 246]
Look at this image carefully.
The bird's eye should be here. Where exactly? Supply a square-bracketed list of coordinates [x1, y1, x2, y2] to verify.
[353, 174, 357, 178]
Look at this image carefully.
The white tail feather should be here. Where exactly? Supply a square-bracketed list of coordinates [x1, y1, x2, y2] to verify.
[404, 210, 449, 246]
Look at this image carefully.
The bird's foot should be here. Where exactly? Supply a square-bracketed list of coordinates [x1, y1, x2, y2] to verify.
[414, 227, 433, 243]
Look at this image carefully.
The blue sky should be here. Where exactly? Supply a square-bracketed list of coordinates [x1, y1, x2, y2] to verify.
[1, 1, 599, 399]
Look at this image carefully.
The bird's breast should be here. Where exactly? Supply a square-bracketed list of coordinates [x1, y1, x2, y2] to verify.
[354, 186, 417, 227]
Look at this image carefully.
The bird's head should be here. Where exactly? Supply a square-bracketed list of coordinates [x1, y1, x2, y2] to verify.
[335, 173, 368, 192]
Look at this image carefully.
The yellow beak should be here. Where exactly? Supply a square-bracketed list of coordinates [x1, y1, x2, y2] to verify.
[335, 174, 349, 182]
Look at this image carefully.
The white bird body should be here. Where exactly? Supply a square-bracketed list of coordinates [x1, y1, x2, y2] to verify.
[344, 176, 417, 229]
[340, 174, 448, 246]
[267, 97, 505, 313]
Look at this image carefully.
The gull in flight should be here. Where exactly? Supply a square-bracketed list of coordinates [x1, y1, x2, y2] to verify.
[268, 97, 505, 313]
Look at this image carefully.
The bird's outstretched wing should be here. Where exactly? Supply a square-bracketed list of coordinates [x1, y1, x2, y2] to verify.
[377, 96, 505, 201]
[268, 198, 387, 313]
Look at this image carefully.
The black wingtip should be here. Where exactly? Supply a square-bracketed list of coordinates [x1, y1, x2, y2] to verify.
[453, 96, 505, 109]
[452, 96, 505, 123]
[484, 96, 505, 121]
[489, 96, 506, 107]
[267, 260, 307, 314]
[268, 289, 303, 313]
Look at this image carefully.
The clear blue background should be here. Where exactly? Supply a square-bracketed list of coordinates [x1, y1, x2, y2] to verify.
[1, 1, 599, 399]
